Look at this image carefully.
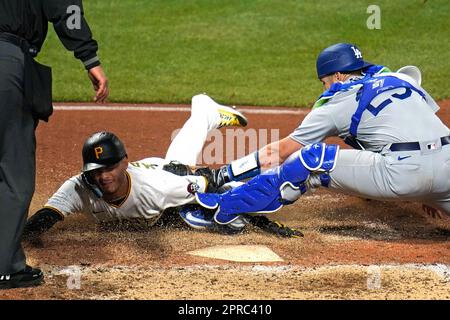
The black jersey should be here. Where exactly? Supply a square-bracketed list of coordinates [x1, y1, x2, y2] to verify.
[0, 0, 100, 69]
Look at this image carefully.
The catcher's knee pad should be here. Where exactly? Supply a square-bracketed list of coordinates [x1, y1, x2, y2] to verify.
[278, 143, 339, 182]
[277, 143, 339, 203]
[300, 143, 339, 172]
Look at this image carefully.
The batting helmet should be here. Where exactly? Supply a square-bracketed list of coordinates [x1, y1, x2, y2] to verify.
[316, 43, 373, 79]
[82, 131, 127, 172]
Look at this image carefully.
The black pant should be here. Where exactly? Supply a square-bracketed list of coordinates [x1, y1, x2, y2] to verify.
[0, 40, 36, 274]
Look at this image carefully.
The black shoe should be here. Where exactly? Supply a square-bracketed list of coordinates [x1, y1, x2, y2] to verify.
[0, 265, 44, 289]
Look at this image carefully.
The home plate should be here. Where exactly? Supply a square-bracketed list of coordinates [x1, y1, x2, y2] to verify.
[187, 245, 283, 262]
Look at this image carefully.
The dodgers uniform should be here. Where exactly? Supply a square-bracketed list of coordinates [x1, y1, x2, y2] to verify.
[195, 70, 450, 224]
[195, 43, 450, 224]
[290, 72, 450, 212]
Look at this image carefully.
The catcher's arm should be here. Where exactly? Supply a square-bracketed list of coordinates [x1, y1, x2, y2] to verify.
[246, 215, 304, 238]
[192, 137, 302, 187]
[22, 207, 64, 239]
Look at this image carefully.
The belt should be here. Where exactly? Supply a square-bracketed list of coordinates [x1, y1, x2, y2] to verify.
[0, 32, 38, 57]
[389, 136, 450, 152]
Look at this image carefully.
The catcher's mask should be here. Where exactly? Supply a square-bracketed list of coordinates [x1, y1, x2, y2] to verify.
[81, 131, 127, 198]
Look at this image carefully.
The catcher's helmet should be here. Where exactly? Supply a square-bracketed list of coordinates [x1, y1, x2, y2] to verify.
[82, 131, 127, 172]
[316, 43, 373, 79]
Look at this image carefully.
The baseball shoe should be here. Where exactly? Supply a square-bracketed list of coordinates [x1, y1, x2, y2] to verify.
[216, 105, 248, 128]
[192, 94, 248, 128]
[0, 265, 44, 290]
[179, 205, 215, 229]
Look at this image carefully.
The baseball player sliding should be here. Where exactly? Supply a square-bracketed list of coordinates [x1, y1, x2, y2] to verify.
[192, 43, 450, 225]
[23, 94, 302, 238]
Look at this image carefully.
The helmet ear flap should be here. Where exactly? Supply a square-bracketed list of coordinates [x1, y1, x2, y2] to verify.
[81, 172, 103, 198]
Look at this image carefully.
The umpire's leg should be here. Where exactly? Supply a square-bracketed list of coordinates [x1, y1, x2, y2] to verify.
[0, 41, 36, 275]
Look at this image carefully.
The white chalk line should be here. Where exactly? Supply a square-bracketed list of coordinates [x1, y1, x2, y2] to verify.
[53, 105, 309, 115]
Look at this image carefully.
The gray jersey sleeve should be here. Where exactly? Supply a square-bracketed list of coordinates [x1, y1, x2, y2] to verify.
[289, 107, 340, 145]
[45, 177, 85, 217]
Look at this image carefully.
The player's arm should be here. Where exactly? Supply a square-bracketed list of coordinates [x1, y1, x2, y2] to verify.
[22, 207, 64, 238]
[258, 136, 303, 171]
[23, 177, 85, 238]
[185, 137, 311, 190]
[208, 107, 339, 186]
[162, 161, 224, 193]
[161, 110, 321, 190]
[151, 170, 210, 211]
[43, 0, 108, 102]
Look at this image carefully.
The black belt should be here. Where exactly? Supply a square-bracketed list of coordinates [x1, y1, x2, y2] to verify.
[389, 136, 450, 152]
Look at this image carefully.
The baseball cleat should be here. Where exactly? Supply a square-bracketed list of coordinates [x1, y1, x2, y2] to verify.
[0, 265, 44, 290]
[178, 205, 214, 229]
[192, 94, 248, 128]
[216, 106, 248, 128]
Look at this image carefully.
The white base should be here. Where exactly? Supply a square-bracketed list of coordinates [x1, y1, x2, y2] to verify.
[187, 245, 284, 262]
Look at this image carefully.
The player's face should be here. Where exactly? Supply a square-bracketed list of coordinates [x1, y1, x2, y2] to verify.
[320, 72, 353, 91]
[91, 158, 128, 197]
[320, 74, 337, 91]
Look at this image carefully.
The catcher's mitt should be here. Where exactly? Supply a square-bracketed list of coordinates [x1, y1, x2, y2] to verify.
[246, 215, 304, 238]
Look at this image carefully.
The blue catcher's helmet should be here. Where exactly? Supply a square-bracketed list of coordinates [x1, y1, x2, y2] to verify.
[316, 43, 373, 79]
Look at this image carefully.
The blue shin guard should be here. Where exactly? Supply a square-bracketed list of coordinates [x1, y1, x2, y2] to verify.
[195, 143, 339, 224]
[196, 171, 294, 224]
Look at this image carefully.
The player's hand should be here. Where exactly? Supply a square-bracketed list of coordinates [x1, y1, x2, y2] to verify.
[22, 232, 44, 247]
[422, 204, 444, 219]
[88, 66, 109, 103]
[22, 225, 45, 247]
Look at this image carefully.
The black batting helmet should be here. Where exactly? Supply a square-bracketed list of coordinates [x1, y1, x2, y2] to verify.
[82, 131, 127, 172]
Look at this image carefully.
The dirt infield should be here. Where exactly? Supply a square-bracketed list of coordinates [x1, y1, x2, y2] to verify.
[1, 100, 449, 300]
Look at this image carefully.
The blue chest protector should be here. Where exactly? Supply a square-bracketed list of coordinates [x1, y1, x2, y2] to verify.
[349, 75, 427, 138]
[320, 74, 427, 149]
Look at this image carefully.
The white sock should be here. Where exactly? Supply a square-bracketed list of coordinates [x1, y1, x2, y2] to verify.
[165, 94, 219, 166]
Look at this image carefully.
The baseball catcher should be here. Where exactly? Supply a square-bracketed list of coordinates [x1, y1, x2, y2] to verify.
[191, 44, 450, 225]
